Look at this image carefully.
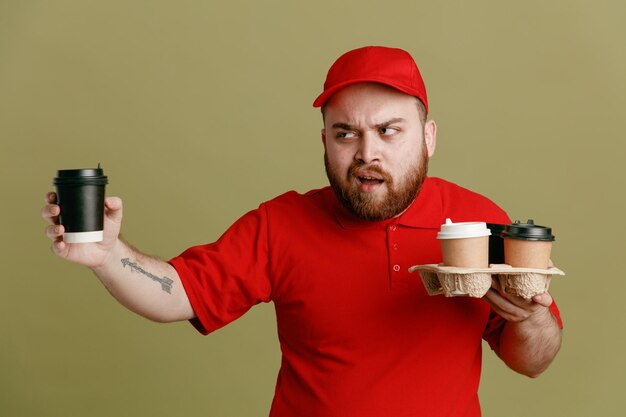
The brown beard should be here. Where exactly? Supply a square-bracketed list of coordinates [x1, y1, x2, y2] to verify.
[324, 147, 429, 221]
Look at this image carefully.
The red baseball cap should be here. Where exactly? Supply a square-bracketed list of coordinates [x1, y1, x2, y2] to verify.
[312, 46, 428, 114]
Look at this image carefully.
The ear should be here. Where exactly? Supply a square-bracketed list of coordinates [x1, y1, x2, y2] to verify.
[321, 128, 327, 148]
[423, 119, 437, 157]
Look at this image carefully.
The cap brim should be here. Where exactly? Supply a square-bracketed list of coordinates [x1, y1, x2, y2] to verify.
[312, 77, 427, 113]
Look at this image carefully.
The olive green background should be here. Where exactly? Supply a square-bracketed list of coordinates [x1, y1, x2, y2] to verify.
[1, 1, 624, 416]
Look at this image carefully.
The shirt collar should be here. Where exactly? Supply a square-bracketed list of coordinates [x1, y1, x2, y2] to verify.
[331, 177, 443, 230]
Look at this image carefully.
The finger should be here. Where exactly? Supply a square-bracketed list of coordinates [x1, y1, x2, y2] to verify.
[487, 276, 542, 307]
[483, 288, 531, 322]
[105, 196, 122, 210]
[483, 294, 516, 322]
[489, 286, 548, 315]
[46, 224, 65, 239]
[490, 276, 501, 291]
[483, 288, 514, 315]
[41, 203, 60, 224]
[532, 292, 553, 307]
[104, 196, 123, 222]
[501, 293, 536, 309]
[504, 291, 552, 311]
[45, 191, 57, 204]
[51, 239, 68, 257]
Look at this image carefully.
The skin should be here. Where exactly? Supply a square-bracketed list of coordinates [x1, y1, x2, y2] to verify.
[322, 83, 436, 221]
[42, 81, 561, 378]
[483, 279, 562, 377]
[42, 192, 194, 322]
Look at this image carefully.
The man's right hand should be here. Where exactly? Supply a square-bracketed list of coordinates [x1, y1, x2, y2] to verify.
[42, 191, 194, 322]
[42, 192, 124, 269]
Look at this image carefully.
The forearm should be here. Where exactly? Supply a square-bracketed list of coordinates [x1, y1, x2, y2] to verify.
[91, 238, 194, 323]
[496, 307, 562, 378]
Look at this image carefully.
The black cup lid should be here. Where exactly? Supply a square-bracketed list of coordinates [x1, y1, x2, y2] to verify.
[501, 219, 555, 241]
[56, 168, 105, 178]
[54, 164, 108, 185]
[486, 223, 507, 234]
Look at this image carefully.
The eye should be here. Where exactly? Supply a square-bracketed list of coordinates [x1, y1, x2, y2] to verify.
[380, 127, 399, 136]
[336, 131, 357, 140]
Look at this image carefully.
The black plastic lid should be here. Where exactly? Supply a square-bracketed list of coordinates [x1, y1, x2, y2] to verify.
[54, 164, 108, 185]
[56, 168, 105, 178]
[501, 219, 555, 242]
[486, 223, 506, 234]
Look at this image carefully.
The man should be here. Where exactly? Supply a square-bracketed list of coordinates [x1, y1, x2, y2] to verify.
[43, 46, 562, 416]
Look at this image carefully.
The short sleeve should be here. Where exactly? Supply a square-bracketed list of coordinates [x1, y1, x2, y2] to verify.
[169, 204, 272, 335]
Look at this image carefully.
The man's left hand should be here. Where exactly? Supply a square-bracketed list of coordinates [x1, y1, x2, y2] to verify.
[483, 278, 553, 323]
[483, 277, 562, 377]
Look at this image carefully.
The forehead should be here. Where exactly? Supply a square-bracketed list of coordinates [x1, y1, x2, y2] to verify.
[323, 83, 420, 124]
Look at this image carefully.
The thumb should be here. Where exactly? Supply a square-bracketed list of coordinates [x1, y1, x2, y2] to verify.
[532, 292, 553, 307]
[104, 196, 123, 223]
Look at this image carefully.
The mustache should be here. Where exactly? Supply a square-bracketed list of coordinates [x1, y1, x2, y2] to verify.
[348, 162, 393, 183]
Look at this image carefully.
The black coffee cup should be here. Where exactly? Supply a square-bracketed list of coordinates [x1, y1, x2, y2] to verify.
[53, 166, 108, 243]
[486, 223, 506, 264]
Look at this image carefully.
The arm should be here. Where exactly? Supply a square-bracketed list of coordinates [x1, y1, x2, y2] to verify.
[483, 283, 562, 378]
[42, 192, 194, 323]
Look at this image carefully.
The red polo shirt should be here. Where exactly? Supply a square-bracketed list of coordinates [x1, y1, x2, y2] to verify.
[169, 177, 562, 417]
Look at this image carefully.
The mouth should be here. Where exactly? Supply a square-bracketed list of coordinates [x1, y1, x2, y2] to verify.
[357, 175, 385, 185]
[354, 170, 385, 192]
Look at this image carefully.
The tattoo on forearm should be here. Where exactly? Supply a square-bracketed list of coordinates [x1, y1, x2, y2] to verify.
[121, 258, 174, 294]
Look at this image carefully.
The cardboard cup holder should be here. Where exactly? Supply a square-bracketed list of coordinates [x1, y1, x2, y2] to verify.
[408, 264, 565, 299]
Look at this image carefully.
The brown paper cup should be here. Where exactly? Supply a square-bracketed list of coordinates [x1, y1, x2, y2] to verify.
[503, 238, 552, 269]
[441, 236, 489, 268]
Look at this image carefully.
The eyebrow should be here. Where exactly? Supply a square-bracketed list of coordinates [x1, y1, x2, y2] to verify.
[331, 118, 406, 130]
[331, 122, 354, 130]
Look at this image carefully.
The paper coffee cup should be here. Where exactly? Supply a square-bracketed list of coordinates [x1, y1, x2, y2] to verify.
[53, 166, 108, 243]
[502, 219, 555, 269]
[437, 218, 491, 268]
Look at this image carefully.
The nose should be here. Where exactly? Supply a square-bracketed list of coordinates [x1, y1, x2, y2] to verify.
[355, 132, 381, 164]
